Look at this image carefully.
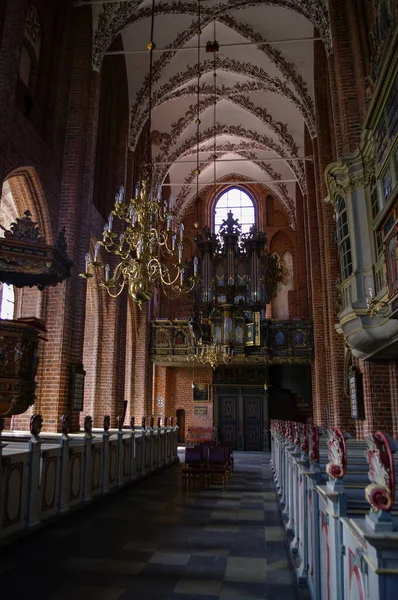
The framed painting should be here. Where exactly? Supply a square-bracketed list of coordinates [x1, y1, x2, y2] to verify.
[193, 383, 210, 402]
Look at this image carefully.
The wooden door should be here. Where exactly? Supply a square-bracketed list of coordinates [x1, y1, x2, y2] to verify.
[218, 395, 238, 449]
[243, 395, 263, 451]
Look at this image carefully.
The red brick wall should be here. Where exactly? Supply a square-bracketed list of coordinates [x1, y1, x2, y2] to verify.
[164, 367, 213, 441]
[2, 0, 396, 444]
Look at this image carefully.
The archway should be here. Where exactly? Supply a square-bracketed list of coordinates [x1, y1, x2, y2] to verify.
[0, 167, 52, 430]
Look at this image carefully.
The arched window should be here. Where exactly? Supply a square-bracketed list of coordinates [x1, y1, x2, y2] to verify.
[335, 195, 353, 280]
[214, 188, 255, 235]
[0, 283, 15, 319]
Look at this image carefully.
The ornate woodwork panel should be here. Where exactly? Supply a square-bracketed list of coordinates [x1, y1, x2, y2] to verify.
[218, 395, 238, 450]
[243, 395, 263, 451]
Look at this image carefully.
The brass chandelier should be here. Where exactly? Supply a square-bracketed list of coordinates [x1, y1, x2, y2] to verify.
[81, 0, 198, 306]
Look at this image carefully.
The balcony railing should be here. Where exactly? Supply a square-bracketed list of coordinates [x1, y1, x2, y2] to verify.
[151, 319, 313, 364]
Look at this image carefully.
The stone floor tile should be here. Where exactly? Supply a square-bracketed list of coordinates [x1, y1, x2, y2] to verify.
[225, 557, 267, 583]
[264, 526, 285, 542]
[210, 510, 237, 521]
[240, 501, 264, 510]
[204, 524, 239, 533]
[0, 453, 300, 600]
[172, 595, 219, 600]
[62, 557, 145, 576]
[49, 584, 125, 600]
[149, 551, 191, 565]
[219, 582, 268, 600]
[266, 568, 296, 585]
[216, 500, 240, 508]
[122, 540, 159, 552]
[236, 509, 265, 521]
[188, 547, 231, 557]
[174, 579, 224, 596]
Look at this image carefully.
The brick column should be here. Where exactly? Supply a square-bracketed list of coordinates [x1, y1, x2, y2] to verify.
[313, 40, 349, 430]
[133, 304, 152, 420]
[294, 184, 309, 319]
[390, 361, 398, 439]
[153, 365, 168, 419]
[39, 6, 99, 431]
[0, 0, 28, 187]
[359, 361, 393, 437]
[328, 0, 362, 154]
[95, 290, 128, 426]
[304, 130, 328, 427]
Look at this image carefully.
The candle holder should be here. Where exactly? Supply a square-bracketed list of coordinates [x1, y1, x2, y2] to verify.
[366, 287, 389, 319]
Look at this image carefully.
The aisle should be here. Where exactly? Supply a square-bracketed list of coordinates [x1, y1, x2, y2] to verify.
[0, 453, 299, 600]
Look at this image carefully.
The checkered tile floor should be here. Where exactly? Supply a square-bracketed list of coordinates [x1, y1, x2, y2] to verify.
[0, 453, 299, 600]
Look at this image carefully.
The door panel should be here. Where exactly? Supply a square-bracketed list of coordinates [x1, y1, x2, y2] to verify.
[218, 395, 238, 450]
[243, 395, 263, 451]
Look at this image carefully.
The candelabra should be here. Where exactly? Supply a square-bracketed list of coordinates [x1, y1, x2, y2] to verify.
[366, 287, 389, 319]
[194, 338, 232, 370]
[81, 183, 198, 306]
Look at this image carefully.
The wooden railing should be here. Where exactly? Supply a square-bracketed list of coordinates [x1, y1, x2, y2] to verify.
[0, 414, 178, 545]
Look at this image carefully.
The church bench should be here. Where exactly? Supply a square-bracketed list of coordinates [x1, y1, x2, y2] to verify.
[271, 420, 398, 600]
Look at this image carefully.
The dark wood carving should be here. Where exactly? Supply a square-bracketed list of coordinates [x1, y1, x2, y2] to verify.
[0, 211, 71, 289]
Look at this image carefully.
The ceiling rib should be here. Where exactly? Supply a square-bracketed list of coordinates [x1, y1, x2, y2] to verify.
[154, 157, 310, 165]
[105, 37, 322, 56]
[158, 180, 298, 186]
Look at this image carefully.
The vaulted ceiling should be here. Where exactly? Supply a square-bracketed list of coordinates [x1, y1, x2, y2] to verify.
[92, 1, 331, 229]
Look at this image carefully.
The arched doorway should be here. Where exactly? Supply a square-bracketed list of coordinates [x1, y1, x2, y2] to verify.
[176, 409, 185, 444]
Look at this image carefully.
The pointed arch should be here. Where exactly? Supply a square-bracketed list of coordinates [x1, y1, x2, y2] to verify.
[173, 151, 295, 228]
[1, 167, 53, 243]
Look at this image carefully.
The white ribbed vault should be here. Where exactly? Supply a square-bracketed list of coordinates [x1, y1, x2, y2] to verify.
[92, 0, 331, 228]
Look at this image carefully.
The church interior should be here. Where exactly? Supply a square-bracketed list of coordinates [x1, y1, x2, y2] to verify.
[0, 1, 398, 599]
